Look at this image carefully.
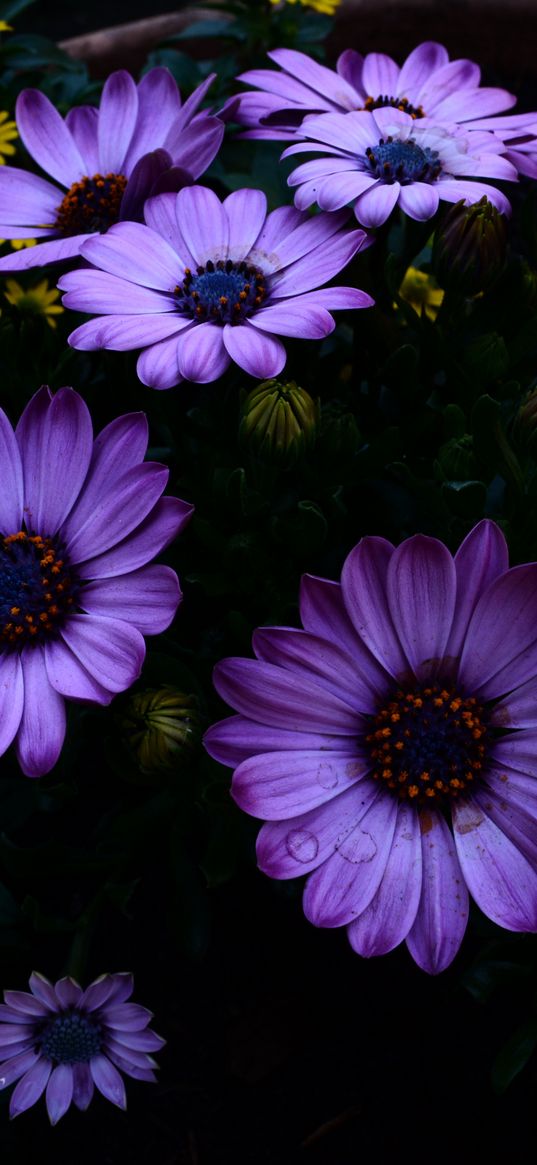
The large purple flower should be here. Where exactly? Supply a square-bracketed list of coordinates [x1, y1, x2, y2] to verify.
[283, 107, 516, 227]
[231, 41, 537, 149]
[58, 185, 373, 390]
[0, 386, 192, 777]
[204, 521, 537, 974]
[0, 68, 224, 272]
[0, 971, 164, 1123]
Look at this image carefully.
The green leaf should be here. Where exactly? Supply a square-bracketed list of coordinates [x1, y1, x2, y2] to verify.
[171, 19, 244, 42]
[492, 1018, 537, 1093]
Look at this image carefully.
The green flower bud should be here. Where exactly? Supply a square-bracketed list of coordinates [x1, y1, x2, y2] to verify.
[513, 388, 537, 456]
[432, 197, 507, 297]
[436, 434, 477, 481]
[119, 688, 201, 775]
[239, 379, 318, 464]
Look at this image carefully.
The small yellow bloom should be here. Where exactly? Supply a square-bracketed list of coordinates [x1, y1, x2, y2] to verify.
[0, 110, 17, 163]
[10, 238, 36, 250]
[269, 0, 340, 15]
[397, 266, 444, 321]
[0, 21, 12, 32]
[3, 278, 64, 329]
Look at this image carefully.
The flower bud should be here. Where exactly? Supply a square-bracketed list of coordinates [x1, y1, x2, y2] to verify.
[119, 687, 201, 775]
[432, 197, 507, 297]
[239, 379, 318, 464]
[513, 389, 537, 456]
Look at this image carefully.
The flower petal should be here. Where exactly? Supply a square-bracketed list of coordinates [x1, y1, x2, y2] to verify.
[100, 1003, 153, 1032]
[397, 182, 439, 221]
[97, 70, 139, 173]
[223, 322, 286, 378]
[124, 67, 181, 169]
[46, 1063, 73, 1125]
[65, 106, 100, 173]
[386, 534, 457, 681]
[0, 653, 24, 760]
[177, 322, 231, 383]
[406, 810, 469, 974]
[80, 565, 181, 635]
[354, 182, 401, 228]
[79, 496, 193, 580]
[213, 657, 360, 734]
[341, 537, 409, 680]
[398, 42, 449, 98]
[28, 973, 59, 1012]
[453, 797, 537, 930]
[60, 268, 177, 314]
[45, 638, 112, 704]
[223, 188, 267, 262]
[137, 335, 183, 390]
[90, 1054, 126, 1109]
[232, 749, 368, 820]
[204, 715, 355, 768]
[176, 185, 229, 265]
[80, 221, 181, 291]
[62, 462, 169, 564]
[0, 234, 92, 270]
[252, 626, 378, 712]
[0, 165, 60, 226]
[59, 615, 145, 693]
[257, 780, 380, 878]
[16, 90, 86, 186]
[16, 648, 66, 778]
[16, 386, 93, 534]
[347, 802, 422, 956]
[249, 302, 335, 340]
[0, 1050, 39, 1090]
[72, 1063, 94, 1111]
[0, 409, 24, 530]
[458, 564, 537, 699]
[10, 1056, 52, 1118]
[299, 574, 389, 697]
[269, 228, 366, 298]
[447, 519, 509, 662]
[362, 53, 400, 98]
[54, 978, 82, 1008]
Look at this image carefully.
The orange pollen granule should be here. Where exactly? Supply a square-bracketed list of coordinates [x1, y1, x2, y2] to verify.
[363, 94, 425, 119]
[0, 531, 77, 648]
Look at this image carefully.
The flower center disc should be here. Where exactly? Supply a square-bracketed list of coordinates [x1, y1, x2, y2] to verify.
[366, 684, 488, 803]
[175, 259, 267, 325]
[40, 1012, 102, 1064]
[366, 138, 441, 184]
[0, 531, 76, 648]
[363, 95, 425, 119]
[56, 172, 127, 235]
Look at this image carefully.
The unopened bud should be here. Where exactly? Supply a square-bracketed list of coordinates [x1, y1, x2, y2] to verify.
[432, 197, 507, 297]
[240, 379, 318, 464]
[120, 688, 201, 775]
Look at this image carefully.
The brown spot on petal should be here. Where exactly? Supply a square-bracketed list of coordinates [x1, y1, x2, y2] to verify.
[454, 811, 484, 834]
[419, 809, 434, 835]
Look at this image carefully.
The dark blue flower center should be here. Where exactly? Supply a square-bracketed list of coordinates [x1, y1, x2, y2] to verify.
[56, 173, 127, 235]
[366, 684, 488, 803]
[175, 259, 267, 325]
[40, 1012, 102, 1064]
[363, 95, 425, 119]
[0, 531, 77, 650]
[366, 138, 442, 184]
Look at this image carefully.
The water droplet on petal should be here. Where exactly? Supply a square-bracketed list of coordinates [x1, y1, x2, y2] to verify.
[285, 829, 319, 863]
[336, 828, 377, 864]
[316, 762, 338, 789]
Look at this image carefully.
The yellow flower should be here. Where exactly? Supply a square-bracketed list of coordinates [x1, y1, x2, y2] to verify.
[0, 21, 12, 32]
[3, 278, 64, 329]
[269, 0, 340, 14]
[0, 110, 17, 163]
[10, 238, 36, 250]
[397, 266, 444, 321]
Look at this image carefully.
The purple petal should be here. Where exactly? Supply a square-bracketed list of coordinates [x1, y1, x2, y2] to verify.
[491, 678, 537, 729]
[458, 564, 537, 699]
[103, 1039, 157, 1070]
[28, 973, 59, 1012]
[79, 496, 193, 580]
[204, 715, 355, 768]
[299, 110, 375, 153]
[144, 191, 184, 251]
[453, 797, 537, 930]
[257, 780, 380, 879]
[398, 42, 449, 97]
[80, 565, 181, 634]
[177, 322, 231, 383]
[248, 204, 304, 261]
[284, 287, 373, 311]
[120, 148, 174, 222]
[61, 263, 176, 313]
[250, 301, 334, 339]
[10, 1056, 52, 1118]
[72, 1062, 94, 1111]
[223, 188, 267, 262]
[16, 90, 85, 186]
[232, 749, 368, 820]
[100, 1003, 153, 1032]
[0, 653, 24, 760]
[267, 48, 359, 110]
[222, 322, 285, 378]
[90, 1054, 126, 1109]
[123, 67, 181, 169]
[341, 537, 409, 680]
[438, 178, 511, 216]
[336, 49, 364, 95]
[71, 412, 148, 521]
[406, 810, 469, 974]
[16, 648, 66, 778]
[53, 978, 82, 1009]
[137, 335, 183, 390]
[16, 386, 93, 535]
[347, 802, 422, 956]
[68, 314, 186, 354]
[0, 165, 60, 226]
[107, 1028, 164, 1053]
[80, 220, 181, 291]
[477, 778, 537, 869]
[3, 990, 48, 1017]
[213, 657, 361, 734]
[386, 534, 457, 681]
[79, 975, 123, 1013]
[0, 1005, 35, 1024]
[46, 1063, 73, 1125]
[397, 182, 440, 221]
[361, 53, 399, 98]
[317, 172, 379, 212]
[59, 615, 145, 693]
[165, 72, 217, 137]
[435, 87, 516, 122]
[447, 519, 509, 662]
[299, 574, 389, 697]
[62, 462, 169, 564]
[176, 185, 229, 265]
[0, 1025, 37, 1047]
[98, 70, 138, 173]
[354, 182, 401, 228]
[491, 733, 537, 779]
[302, 789, 398, 926]
[65, 105, 100, 173]
[105, 1049, 156, 1082]
[252, 626, 378, 713]
[417, 58, 481, 113]
[268, 228, 367, 298]
[0, 234, 92, 271]
[0, 1050, 39, 1090]
[164, 116, 224, 181]
[45, 639, 112, 704]
[255, 207, 352, 273]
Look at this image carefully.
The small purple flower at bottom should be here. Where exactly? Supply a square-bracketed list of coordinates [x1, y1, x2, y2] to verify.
[0, 386, 192, 777]
[204, 520, 537, 974]
[0, 972, 164, 1123]
[58, 185, 373, 390]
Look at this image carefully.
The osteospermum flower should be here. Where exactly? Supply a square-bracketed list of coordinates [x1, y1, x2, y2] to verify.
[0, 971, 164, 1123]
[205, 520, 537, 974]
[58, 185, 373, 390]
[284, 107, 516, 226]
[0, 385, 192, 777]
[0, 111, 17, 163]
[0, 68, 224, 272]
[397, 266, 444, 320]
[231, 41, 537, 145]
[4, 278, 64, 329]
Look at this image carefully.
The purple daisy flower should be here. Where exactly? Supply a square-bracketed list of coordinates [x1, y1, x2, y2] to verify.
[0, 971, 164, 1123]
[58, 185, 373, 390]
[0, 68, 224, 272]
[283, 107, 516, 227]
[231, 41, 537, 147]
[0, 385, 192, 777]
[204, 520, 537, 975]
